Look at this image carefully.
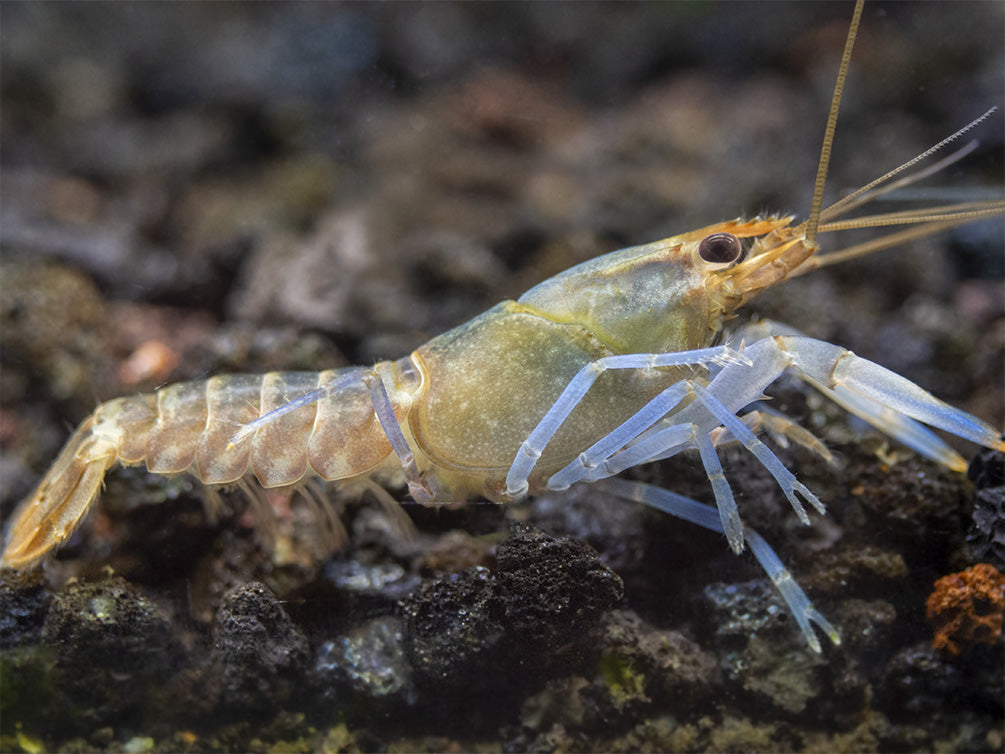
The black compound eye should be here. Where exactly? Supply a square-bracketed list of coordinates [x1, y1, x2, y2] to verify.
[698, 232, 743, 264]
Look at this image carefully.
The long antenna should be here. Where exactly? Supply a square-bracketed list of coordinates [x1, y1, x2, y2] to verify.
[805, 0, 865, 246]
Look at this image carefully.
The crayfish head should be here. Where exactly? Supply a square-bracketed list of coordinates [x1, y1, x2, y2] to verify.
[516, 214, 808, 355]
[684, 215, 814, 322]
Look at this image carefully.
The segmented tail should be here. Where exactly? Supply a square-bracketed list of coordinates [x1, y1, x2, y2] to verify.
[1, 367, 417, 570]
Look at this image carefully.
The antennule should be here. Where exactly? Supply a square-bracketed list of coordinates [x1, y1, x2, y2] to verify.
[822, 107, 998, 221]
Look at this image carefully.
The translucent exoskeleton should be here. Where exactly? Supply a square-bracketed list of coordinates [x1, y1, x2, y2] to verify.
[3, 0, 1004, 653]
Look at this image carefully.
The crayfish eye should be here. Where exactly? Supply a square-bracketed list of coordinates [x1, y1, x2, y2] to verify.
[698, 232, 743, 264]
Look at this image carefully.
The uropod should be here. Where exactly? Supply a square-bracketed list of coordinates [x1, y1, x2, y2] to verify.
[3, 0, 1004, 653]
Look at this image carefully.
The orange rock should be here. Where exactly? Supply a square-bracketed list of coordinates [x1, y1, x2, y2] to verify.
[118, 340, 180, 385]
[925, 563, 1005, 656]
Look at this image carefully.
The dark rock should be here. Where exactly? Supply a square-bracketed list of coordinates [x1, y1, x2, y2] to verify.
[0, 574, 55, 737]
[402, 566, 503, 687]
[802, 545, 909, 596]
[822, 599, 899, 718]
[968, 448, 1005, 490]
[0, 570, 50, 648]
[0, 644, 57, 739]
[211, 581, 311, 715]
[494, 523, 624, 655]
[880, 638, 1003, 722]
[509, 612, 717, 747]
[854, 457, 972, 557]
[966, 450, 1005, 571]
[41, 575, 178, 726]
[832, 598, 898, 656]
[881, 641, 964, 717]
[967, 487, 1005, 572]
[402, 524, 623, 693]
[596, 610, 719, 708]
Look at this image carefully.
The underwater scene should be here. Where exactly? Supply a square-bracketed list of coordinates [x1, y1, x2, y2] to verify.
[1, 2, 1003, 752]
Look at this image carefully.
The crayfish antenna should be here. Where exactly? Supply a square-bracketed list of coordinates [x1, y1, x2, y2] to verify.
[795, 0, 1004, 273]
[804, 0, 864, 247]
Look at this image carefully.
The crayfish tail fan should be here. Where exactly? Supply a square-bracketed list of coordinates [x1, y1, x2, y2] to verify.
[2, 416, 117, 569]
